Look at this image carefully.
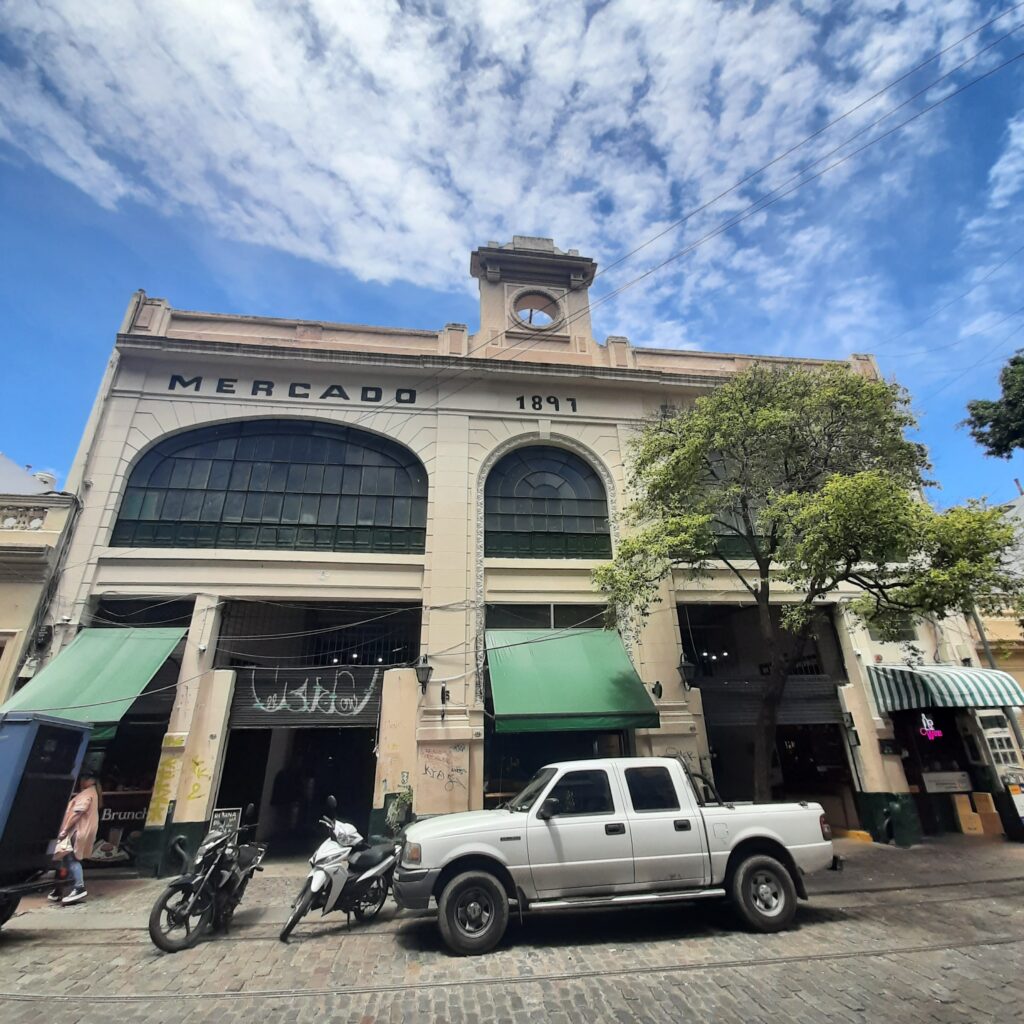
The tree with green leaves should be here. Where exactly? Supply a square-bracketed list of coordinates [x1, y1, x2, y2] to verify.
[964, 349, 1024, 458]
[594, 363, 1022, 802]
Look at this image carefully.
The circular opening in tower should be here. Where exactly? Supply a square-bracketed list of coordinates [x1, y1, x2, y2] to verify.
[511, 291, 562, 330]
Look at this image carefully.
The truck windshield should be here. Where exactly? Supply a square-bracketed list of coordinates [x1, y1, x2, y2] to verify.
[507, 768, 557, 812]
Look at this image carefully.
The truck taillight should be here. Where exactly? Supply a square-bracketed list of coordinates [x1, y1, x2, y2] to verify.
[820, 814, 832, 841]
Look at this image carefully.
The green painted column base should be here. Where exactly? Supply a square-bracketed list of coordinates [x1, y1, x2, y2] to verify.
[854, 792, 923, 847]
[134, 821, 211, 878]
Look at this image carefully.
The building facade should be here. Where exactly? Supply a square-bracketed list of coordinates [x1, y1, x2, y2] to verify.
[7, 236, 1024, 868]
[0, 454, 77, 702]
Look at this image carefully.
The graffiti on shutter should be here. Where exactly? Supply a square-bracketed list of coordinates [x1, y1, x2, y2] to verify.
[229, 666, 382, 728]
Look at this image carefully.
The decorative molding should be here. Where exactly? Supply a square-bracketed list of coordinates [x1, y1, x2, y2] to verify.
[472, 430, 621, 702]
[0, 506, 47, 530]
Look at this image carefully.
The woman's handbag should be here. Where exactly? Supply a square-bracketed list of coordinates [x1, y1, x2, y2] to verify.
[53, 831, 76, 860]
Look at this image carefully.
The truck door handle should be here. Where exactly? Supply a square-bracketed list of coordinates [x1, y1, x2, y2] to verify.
[674, 819, 692, 831]
[605, 823, 625, 835]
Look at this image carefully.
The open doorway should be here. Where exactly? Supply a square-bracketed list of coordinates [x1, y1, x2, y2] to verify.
[217, 727, 377, 854]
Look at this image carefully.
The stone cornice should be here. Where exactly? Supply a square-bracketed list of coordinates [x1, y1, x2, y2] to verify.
[117, 334, 735, 389]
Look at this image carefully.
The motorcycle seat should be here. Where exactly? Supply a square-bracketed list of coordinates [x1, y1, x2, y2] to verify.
[236, 845, 262, 870]
[348, 843, 394, 872]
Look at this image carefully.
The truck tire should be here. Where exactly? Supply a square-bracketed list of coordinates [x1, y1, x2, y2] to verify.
[437, 871, 509, 956]
[0, 894, 20, 929]
[729, 854, 797, 933]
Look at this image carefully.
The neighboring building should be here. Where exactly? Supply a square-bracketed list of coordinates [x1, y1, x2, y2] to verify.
[970, 491, 1024, 752]
[0, 454, 77, 701]
[5, 236, 1023, 870]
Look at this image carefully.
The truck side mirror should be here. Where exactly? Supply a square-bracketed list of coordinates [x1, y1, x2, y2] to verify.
[537, 797, 559, 821]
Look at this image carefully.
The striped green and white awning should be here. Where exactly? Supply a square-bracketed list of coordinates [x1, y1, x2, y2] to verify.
[867, 664, 1024, 713]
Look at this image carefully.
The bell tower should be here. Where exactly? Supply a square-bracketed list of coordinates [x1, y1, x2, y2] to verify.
[469, 236, 598, 355]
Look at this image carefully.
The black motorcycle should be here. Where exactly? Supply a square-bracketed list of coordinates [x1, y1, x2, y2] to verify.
[148, 805, 267, 952]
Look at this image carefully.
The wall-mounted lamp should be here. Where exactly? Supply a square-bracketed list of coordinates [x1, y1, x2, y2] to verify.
[651, 680, 663, 700]
[678, 653, 696, 690]
[415, 654, 433, 694]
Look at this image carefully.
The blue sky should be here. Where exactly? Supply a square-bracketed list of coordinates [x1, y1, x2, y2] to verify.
[1, 1, 1024, 507]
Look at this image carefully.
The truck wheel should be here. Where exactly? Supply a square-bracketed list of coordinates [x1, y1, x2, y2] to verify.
[730, 854, 797, 933]
[0, 895, 20, 929]
[437, 871, 509, 956]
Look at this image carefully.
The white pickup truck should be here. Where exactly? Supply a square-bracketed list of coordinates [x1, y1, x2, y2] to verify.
[393, 756, 837, 955]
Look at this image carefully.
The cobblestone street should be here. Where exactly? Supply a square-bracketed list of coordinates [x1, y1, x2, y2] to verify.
[2, 837, 1024, 1023]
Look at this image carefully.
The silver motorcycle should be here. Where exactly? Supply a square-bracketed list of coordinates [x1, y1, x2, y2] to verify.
[279, 795, 399, 942]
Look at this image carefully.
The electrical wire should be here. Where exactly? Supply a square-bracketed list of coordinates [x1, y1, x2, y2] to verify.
[46, 11, 1024, 606]
[915, 318, 1024, 404]
[11, 607, 605, 713]
[42, 10, 1024, 632]
[874, 243, 1024, 356]
[330, 41, 1024, 443]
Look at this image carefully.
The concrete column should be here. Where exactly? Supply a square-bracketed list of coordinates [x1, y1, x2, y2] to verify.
[144, 594, 224, 828]
[634, 583, 707, 770]
[374, 668, 418, 818]
[417, 412, 484, 810]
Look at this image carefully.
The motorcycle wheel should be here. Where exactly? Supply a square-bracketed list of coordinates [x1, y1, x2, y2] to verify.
[353, 876, 389, 922]
[148, 881, 213, 953]
[279, 880, 313, 942]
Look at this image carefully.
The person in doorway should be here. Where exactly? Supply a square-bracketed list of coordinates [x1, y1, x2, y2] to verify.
[50, 772, 101, 906]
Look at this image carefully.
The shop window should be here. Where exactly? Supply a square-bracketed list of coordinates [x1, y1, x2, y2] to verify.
[111, 420, 428, 554]
[625, 766, 680, 812]
[484, 446, 611, 559]
[546, 769, 614, 816]
[486, 603, 605, 630]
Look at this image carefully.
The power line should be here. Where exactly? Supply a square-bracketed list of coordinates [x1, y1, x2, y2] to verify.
[41, 8, 1024, 625]
[875, 243, 1024, 356]
[334, 40, 1024, 439]
[317, 12, 1024, 442]
[916, 317, 1024, 404]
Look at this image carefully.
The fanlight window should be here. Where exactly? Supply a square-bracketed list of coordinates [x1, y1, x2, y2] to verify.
[112, 420, 427, 553]
[484, 445, 611, 558]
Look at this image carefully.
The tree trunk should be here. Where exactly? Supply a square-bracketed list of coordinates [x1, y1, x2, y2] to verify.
[749, 597, 812, 802]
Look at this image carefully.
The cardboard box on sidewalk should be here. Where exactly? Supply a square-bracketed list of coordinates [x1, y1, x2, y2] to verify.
[954, 793, 984, 835]
[979, 811, 1005, 836]
[972, 792, 997, 814]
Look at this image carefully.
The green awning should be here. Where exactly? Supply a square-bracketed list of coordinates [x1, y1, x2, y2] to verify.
[485, 629, 659, 733]
[867, 664, 1024, 713]
[0, 627, 185, 725]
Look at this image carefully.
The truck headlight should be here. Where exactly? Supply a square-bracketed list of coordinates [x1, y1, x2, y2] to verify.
[403, 842, 422, 866]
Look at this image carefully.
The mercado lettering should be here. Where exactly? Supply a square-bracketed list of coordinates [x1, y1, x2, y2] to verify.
[167, 374, 416, 404]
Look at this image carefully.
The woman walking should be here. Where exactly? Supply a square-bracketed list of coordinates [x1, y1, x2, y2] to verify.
[50, 772, 101, 905]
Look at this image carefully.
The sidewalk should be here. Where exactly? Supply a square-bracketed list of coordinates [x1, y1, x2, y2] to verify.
[807, 833, 1024, 894]
[8, 834, 1024, 934]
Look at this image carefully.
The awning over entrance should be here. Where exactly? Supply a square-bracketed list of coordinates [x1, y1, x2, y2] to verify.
[867, 664, 1024, 713]
[485, 629, 659, 733]
[0, 627, 186, 725]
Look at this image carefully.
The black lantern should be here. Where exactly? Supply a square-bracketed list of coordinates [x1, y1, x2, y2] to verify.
[678, 652, 696, 689]
[415, 654, 433, 693]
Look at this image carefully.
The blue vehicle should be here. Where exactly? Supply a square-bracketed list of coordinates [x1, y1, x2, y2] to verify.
[0, 712, 91, 927]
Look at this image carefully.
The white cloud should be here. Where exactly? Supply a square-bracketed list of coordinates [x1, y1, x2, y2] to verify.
[987, 113, 1024, 208]
[0, 0, 1017, 366]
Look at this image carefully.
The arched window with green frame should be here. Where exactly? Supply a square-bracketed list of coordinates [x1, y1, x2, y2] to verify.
[484, 445, 611, 558]
[111, 419, 427, 553]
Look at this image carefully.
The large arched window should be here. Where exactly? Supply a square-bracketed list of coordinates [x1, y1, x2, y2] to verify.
[112, 420, 427, 553]
[484, 445, 611, 558]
